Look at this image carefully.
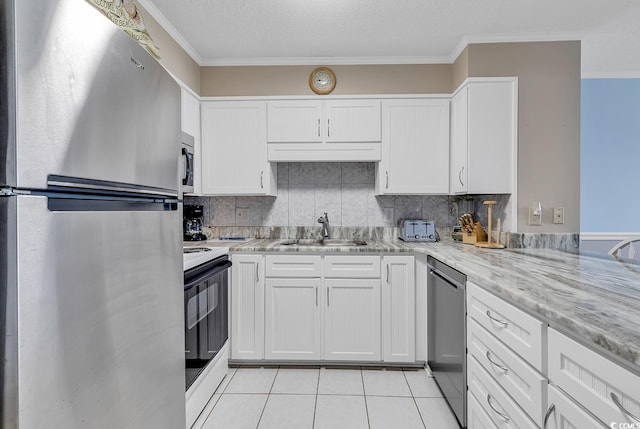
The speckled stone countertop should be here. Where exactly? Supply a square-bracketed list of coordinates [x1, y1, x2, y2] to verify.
[225, 238, 640, 373]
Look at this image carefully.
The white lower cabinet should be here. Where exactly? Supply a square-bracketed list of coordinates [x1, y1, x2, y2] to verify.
[264, 278, 321, 360]
[468, 355, 538, 429]
[545, 385, 606, 429]
[467, 318, 546, 424]
[324, 278, 381, 361]
[382, 255, 415, 363]
[232, 253, 417, 364]
[468, 391, 499, 429]
[548, 328, 640, 427]
[466, 282, 640, 429]
[230, 254, 264, 360]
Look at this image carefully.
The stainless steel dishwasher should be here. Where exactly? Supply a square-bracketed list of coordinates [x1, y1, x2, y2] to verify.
[427, 256, 467, 428]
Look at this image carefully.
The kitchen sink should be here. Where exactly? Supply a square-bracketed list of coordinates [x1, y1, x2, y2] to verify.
[276, 239, 367, 247]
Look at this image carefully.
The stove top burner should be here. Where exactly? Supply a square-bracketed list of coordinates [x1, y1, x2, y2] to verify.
[183, 247, 213, 254]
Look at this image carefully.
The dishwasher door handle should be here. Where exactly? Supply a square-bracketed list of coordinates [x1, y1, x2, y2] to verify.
[429, 269, 462, 290]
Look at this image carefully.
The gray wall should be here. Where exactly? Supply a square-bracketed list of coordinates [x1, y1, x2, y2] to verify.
[467, 41, 582, 233]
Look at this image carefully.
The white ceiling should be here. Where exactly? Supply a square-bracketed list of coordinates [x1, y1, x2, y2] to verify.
[139, 0, 640, 76]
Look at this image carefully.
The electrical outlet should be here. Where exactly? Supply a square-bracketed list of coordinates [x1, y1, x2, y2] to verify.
[528, 206, 542, 226]
[553, 207, 565, 224]
[383, 207, 394, 225]
[235, 207, 248, 220]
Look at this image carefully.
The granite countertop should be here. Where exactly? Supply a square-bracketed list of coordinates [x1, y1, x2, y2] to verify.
[226, 237, 640, 374]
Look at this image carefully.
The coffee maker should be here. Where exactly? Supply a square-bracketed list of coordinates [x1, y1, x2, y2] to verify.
[183, 205, 207, 241]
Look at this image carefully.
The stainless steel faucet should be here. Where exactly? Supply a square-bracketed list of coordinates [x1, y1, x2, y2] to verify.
[318, 212, 330, 239]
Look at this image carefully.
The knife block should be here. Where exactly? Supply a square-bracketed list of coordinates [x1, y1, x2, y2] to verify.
[462, 222, 487, 245]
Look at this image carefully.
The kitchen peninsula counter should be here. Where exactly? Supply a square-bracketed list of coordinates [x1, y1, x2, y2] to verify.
[225, 238, 640, 373]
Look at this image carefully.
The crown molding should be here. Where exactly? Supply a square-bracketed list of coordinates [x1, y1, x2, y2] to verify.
[199, 56, 453, 67]
[137, 0, 204, 65]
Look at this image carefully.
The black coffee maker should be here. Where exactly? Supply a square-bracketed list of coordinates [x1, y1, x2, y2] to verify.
[183, 205, 207, 241]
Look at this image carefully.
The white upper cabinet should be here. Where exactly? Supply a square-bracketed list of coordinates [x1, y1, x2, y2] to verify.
[267, 100, 323, 143]
[324, 100, 382, 142]
[376, 98, 450, 195]
[450, 78, 517, 195]
[181, 89, 201, 195]
[449, 87, 468, 194]
[201, 101, 276, 196]
[267, 99, 382, 162]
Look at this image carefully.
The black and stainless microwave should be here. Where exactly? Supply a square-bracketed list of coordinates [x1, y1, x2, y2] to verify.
[180, 132, 195, 194]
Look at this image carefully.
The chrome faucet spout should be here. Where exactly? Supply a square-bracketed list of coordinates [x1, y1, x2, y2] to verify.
[317, 212, 330, 239]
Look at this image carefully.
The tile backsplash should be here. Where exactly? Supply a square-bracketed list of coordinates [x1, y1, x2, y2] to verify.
[185, 162, 512, 232]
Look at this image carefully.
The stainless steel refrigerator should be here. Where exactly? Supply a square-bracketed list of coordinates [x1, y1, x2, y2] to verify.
[1, 1, 185, 427]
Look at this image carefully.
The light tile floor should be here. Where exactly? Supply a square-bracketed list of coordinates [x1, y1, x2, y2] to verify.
[196, 367, 459, 429]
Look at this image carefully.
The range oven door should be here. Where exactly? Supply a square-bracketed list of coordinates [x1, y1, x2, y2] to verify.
[184, 255, 231, 388]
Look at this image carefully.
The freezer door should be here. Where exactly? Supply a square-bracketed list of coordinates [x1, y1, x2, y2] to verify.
[14, 195, 185, 428]
[10, 0, 180, 191]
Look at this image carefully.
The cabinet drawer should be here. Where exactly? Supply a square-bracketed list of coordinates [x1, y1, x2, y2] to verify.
[467, 282, 544, 371]
[468, 355, 538, 429]
[468, 391, 499, 429]
[546, 385, 607, 429]
[548, 328, 640, 426]
[265, 255, 322, 278]
[323, 255, 380, 278]
[468, 318, 547, 425]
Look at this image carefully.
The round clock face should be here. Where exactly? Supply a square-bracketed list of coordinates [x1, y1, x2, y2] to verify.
[309, 67, 336, 95]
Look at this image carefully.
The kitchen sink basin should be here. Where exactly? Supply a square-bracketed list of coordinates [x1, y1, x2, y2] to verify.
[276, 239, 367, 247]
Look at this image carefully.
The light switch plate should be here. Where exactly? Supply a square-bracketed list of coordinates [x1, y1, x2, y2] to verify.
[528, 207, 542, 226]
[553, 207, 565, 224]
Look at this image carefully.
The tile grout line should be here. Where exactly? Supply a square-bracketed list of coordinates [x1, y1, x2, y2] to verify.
[198, 367, 239, 427]
[404, 369, 428, 429]
[312, 368, 321, 429]
[361, 367, 372, 429]
[254, 366, 280, 429]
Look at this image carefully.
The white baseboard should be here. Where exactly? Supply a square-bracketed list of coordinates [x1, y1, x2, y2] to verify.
[580, 232, 640, 241]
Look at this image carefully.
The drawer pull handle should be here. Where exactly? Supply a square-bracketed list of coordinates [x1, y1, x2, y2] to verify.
[486, 394, 510, 422]
[543, 404, 555, 428]
[611, 392, 640, 423]
[255, 264, 260, 283]
[486, 310, 509, 327]
[486, 351, 508, 373]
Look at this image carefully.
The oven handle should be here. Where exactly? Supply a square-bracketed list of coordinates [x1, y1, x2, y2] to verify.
[184, 260, 232, 292]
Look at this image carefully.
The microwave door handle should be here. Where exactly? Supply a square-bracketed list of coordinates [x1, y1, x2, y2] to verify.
[182, 148, 192, 185]
[184, 261, 233, 291]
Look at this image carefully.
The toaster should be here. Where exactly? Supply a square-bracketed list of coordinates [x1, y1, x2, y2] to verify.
[399, 220, 437, 242]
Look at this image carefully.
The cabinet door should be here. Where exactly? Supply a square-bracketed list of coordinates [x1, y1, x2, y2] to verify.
[450, 87, 468, 194]
[548, 328, 640, 426]
[382, 256, 415, 362]
[267, 100, 323, 143]
[230, 254, 264, 360]
[324, 278, 381, 361]
[265, 278, 321, 360]
[325, 100, 381, 142]
[377, 99, 450, 195]
[546, 385, 607, 429]
[467, 79, 516, 194]
[181, 89, 202, 194]
[201, 101, 276, 195]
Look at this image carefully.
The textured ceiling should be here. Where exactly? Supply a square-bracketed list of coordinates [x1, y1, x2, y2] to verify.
[140, 0, 640, 76]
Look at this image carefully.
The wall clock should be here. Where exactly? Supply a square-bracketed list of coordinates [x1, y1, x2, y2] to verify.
[309, 67, 336, 95]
